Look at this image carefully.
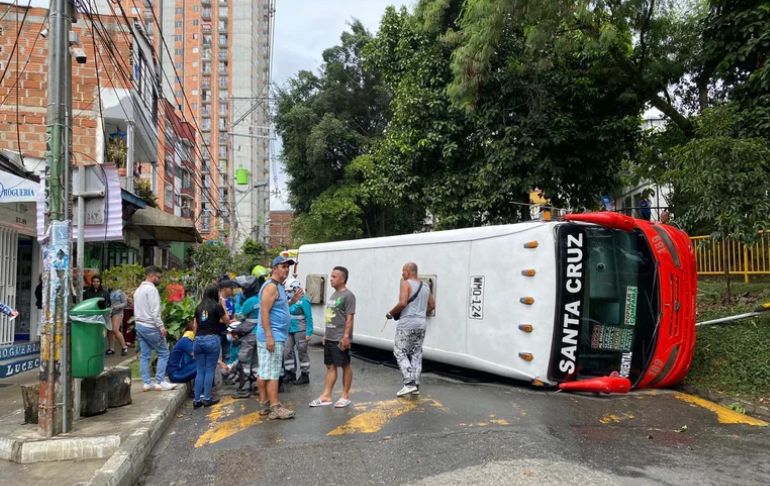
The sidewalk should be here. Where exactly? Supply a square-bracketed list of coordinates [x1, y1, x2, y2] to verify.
[0, 352, 187, 486]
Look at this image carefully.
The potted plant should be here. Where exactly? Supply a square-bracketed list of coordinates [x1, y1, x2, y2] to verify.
[134, 179, 158, 208]
[105, 137, 127, 175]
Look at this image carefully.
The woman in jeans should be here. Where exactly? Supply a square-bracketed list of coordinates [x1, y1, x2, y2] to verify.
[193, 284, 230, 408]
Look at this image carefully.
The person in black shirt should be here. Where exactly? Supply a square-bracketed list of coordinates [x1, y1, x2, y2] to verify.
[193, 284, 230, 408]
[83, 275, 111, 308]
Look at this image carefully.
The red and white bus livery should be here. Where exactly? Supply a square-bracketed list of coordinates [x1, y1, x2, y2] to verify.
[297, 212, 696, 392]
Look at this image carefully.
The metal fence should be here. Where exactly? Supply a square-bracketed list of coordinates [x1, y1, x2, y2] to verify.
[691, 231, 770, 283]
[0, 227, 19, 346]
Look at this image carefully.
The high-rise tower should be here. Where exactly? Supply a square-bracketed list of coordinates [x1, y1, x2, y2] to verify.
[94, 0, 273, 247]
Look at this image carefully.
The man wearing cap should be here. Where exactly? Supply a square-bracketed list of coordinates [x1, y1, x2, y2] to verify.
[256, 255, 296, 420]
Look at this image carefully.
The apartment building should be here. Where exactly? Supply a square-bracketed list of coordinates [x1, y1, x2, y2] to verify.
[99, 0, 274, 247]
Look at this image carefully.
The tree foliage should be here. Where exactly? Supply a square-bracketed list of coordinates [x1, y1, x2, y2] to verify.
[667, 106, 770, 242]
[276, 0, 770, 243]
[276, 20, 424, 243]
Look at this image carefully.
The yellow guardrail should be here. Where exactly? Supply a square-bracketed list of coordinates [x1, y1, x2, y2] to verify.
[691, 232, 770, 283]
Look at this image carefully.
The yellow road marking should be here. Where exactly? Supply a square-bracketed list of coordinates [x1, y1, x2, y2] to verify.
[599, 412, 635, 424]
[675, 393, 768, 426]
[327, 398, 444, 436]
[195, 410, 265, 448]
[206, 397, 236, 422]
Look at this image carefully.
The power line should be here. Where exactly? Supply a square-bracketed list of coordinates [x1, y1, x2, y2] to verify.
[15, 1, 30, 170]
[103, 0, 235, 220]
[0, 8, 47, 110]
[79, 2, 226, 220]
[0, 1, 15, 23]
[121, 0, 229, 205]
[87, 20, 224, 219]
[0, 1, 31, 89]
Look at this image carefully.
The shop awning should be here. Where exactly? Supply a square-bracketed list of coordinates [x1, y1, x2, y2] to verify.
[36, 164, 124, 242]
[127, 207, 202, 243]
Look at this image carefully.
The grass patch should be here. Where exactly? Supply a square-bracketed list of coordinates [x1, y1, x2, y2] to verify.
[130, 360, 141, 379]
[684, 279, 770, 401]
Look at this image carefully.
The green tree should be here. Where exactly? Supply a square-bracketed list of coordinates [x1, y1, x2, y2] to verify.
[187, 242, 233, 296]
[276, 20, 424, 242]
[666, 105, 770, 298]
[365, 2, 642, 227]
[232, 238, 269, 274]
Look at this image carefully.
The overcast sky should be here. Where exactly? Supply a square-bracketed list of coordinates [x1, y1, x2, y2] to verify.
[270, 1, 411, 209]
[25, 0, 410, 210]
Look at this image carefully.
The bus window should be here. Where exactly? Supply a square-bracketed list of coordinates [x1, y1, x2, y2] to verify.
[421, 275, 436, 317]
[305, 274, 325, 304]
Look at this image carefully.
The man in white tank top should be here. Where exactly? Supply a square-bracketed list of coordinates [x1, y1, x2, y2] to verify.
[386, 262, 435, 396]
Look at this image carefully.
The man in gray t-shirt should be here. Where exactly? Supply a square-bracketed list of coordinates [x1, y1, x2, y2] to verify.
[309, 266, 357, 409]
[386, 262, 435, 397]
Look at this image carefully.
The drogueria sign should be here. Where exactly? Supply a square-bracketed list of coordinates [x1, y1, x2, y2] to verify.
[0, 171, 38, 203]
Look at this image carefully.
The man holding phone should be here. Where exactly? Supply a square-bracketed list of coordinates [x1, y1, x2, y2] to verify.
[309, 266, 356, 408]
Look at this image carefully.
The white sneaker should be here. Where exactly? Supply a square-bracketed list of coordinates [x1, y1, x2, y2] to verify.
[411, 387, 420, 395]
[397, 385, 418, 397]
[143, 383, 154, 392]
[158, 381, 177, 391]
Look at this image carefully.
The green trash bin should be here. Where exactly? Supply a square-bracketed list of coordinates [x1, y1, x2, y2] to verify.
[71, 297, 110, 378]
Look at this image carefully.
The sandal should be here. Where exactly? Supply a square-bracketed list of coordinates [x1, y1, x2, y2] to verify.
[105, 349, 115, 355]
[259, 401, 271, 416]
[334, 398, 352, 408]
[308, 398, 333, 407]
[121, 347, 128, 356]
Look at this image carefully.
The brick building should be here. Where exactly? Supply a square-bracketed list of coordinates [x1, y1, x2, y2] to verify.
[268, 210, 293, 249]
[0, 6, 134, 163]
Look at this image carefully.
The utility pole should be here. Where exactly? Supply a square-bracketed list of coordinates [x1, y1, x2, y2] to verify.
[39, 0, 74, 437]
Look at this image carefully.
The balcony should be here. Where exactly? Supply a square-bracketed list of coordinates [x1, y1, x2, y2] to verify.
[218, 6, 228, 18]
[202, 8, 211, 20]
[200, 215, 211, 234]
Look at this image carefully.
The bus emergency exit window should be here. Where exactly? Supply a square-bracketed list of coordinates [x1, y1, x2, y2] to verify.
[305, 274, 325, 304]
[422, 275, 436, 317]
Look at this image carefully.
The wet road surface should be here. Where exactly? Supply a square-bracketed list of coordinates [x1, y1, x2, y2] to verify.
[139, 343, 769, 485]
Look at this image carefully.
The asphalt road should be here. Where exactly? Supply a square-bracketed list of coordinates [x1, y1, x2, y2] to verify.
[139, 342, 770, 485]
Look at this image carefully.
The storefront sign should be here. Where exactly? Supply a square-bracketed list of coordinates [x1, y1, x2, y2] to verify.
[0, 342, 40, 360]
[0, 171, 38, 203]
[0, 356, 40, 378]
[0, 202, 36, 235]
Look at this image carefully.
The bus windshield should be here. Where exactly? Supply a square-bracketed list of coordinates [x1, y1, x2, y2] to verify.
[550, 224, 659, 385]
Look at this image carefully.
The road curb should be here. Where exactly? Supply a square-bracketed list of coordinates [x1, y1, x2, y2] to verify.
[683, 386, 770, 420]
[0, 357, 142, 465]
[88, 383, 188, 486]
